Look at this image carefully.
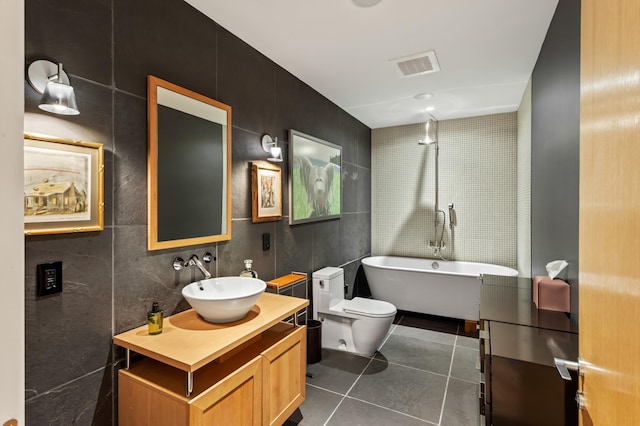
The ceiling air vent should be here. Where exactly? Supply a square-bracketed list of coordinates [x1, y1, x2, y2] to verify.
[391, 50, 441, 77]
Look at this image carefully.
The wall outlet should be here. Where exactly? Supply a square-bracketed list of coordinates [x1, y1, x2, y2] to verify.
[37, 261, 63, 297]
[262, 233, 271, 251]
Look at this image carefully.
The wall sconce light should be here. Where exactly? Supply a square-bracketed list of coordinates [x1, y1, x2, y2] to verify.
[261, 134, 283, 162]
[27, 60, 80, 115]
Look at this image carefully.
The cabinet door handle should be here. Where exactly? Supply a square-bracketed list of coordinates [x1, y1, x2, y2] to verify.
[553, 357, 581, 380]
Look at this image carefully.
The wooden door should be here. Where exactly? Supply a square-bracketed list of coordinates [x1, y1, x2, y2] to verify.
[579, 0, 640, 424]
[190, 356, 262, 426]
[261, 325, 306, 426]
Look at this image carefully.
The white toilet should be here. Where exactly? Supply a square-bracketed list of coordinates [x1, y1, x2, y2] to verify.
[312, 267, 397, 356]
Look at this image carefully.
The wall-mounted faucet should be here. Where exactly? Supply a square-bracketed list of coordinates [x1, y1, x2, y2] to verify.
[187, 254, 211, 279]
[173, 252, 215, 290]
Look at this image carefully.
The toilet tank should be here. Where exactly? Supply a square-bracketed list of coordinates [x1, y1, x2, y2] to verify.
[312, 267, 344, 319]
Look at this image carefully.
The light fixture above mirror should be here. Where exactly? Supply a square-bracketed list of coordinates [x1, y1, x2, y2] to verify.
[27, 60, 79, 115]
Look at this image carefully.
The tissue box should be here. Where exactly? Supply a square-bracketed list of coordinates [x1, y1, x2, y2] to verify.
[546, 260, 569, 280]
[533, 275, 570, 313]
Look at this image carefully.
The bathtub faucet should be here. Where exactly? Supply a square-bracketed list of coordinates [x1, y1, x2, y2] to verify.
[429, 239, 445, 253]
[429, 209, 447, 255]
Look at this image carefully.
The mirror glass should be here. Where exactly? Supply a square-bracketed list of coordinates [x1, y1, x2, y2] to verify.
[147, 76, 232, 250]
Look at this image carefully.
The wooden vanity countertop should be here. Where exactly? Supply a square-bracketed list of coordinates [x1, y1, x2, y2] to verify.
[113, 292, 308, 372]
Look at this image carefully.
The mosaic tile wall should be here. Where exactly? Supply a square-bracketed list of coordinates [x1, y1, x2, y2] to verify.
[517, 80, 532, 277]
[372, 113, 517, 269]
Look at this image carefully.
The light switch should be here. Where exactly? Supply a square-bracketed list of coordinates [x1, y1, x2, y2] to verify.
[37, 261, 63, 297]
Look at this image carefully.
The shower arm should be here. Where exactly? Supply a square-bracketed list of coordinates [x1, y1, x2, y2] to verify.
[434, 143, 440, 227]
[434, 144, 446, 232]
[433, 143, 447, 247]
[421, 118, 449, 257]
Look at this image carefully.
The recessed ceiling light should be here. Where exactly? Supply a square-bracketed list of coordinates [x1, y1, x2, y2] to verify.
[425, 106, 435, 112]
[352, 0, 383, 7]
[414, 93, 433, 100]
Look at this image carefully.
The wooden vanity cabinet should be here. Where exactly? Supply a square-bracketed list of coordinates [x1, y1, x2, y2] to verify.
[119, 323, 305, 426]
[484, 322, 578, 426]
[479, 276, 579, 426]
[115, 293, 308, 426]
[119, 353, 263, 425]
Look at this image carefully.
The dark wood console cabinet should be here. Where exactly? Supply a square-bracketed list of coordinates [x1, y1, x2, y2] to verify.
[480, 276, 579, 426]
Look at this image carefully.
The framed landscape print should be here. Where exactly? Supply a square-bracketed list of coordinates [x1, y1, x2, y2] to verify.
[289, 129, 341, 225]
[24, 132, 104, 235]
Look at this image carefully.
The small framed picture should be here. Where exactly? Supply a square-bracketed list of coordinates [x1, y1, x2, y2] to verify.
[24, 132, 104, 235]
[251, 161, 282, 223]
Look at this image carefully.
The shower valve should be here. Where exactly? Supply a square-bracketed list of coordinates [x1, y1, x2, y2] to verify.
[429, 241, 445, 249]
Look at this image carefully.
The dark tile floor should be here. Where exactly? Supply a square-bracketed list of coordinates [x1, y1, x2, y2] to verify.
[297, 312, 481, 426]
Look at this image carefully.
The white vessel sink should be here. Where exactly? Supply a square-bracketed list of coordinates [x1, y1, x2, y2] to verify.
[182, 277, 266, 323]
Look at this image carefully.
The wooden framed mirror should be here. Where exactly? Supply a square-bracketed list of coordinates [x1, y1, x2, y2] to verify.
[147, 76, 232, 250]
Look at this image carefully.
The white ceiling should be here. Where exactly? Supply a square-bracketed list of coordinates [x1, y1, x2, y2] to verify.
[185, 0, 559, 129]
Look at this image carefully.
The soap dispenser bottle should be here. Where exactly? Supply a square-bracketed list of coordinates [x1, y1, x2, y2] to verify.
[147, 301, 163, 335]
[239, 259, 258, 278]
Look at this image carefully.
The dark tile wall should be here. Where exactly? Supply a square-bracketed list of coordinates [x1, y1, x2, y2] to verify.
[24, 0, 371, 424]
[531, 0, 580, 326]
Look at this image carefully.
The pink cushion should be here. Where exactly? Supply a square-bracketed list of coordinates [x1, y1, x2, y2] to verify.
[533, 275, 570, 313]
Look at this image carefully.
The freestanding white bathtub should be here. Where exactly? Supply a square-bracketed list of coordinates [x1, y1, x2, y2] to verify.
[361, 256, 518, 321]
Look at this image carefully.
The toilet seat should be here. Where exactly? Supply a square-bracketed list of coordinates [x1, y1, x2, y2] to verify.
[343, 297, 396, 318]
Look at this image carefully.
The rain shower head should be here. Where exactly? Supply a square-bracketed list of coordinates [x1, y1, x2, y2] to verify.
[418, 119, 438, 145]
